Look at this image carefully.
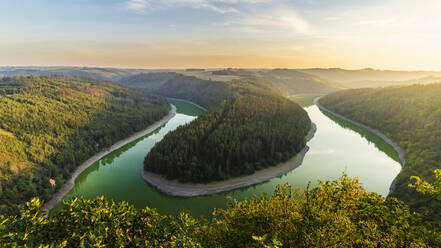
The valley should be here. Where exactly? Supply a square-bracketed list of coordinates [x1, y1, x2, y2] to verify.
[1, 69, 440, 246]
[50, 98, 401, 218]
[3, 1, 441, 245]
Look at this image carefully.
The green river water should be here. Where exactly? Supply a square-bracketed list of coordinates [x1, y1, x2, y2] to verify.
[53, 99, 401, 217]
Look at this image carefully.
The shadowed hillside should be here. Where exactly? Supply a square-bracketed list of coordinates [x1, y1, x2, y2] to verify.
[120, 72, 232, 109]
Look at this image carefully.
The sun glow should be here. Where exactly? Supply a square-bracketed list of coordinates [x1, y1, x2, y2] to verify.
[0, 0, 440, 70]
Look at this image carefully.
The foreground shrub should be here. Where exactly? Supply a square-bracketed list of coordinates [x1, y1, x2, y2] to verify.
[1, 175, 438, 247]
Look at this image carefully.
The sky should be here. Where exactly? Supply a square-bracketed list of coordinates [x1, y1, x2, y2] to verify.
[1, 0, 441, 70]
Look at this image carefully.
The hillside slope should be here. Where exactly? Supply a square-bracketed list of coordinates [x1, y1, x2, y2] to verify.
[0, 66, 176, 82]
[319, 84, 441, 219]
[302, 68, 441, 88]
[212, 69, 339, 95]
[120, 72, 232, 109]
[143, 76, 311, 183]
[0, 76, 169, 211]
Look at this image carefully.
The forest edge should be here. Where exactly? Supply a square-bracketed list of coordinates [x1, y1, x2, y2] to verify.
[314, 97, 406, 194]
[142, 122, 316, 197]
[41, 104, 177, 217]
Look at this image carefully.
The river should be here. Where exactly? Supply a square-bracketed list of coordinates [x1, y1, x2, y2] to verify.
[52, 98, 401, 217]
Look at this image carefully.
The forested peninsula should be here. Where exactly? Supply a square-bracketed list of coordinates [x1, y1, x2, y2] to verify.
[319, 83, 441, 220]
[126, 72, 312, 185]
[0, 76, 169, 212]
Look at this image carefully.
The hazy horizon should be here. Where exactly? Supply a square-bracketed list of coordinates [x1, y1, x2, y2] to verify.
[2, 0, 441, 70]
[2, 65, 441, 72]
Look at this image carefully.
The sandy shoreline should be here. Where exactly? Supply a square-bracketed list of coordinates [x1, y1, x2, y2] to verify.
[42, 104, 177, 216]
[313, 97, 406, 194]
[142, 122, 317, 197]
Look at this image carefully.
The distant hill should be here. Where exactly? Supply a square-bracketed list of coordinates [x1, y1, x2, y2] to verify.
[339, 76, 441, 88]
[120, 72, 232, 109]
[259, 69, 340, 95]
[5, 66, 441, 91]
[0, 67, 177, 82]
[301, 68, 441, 88]
[212, 69, 340, 95]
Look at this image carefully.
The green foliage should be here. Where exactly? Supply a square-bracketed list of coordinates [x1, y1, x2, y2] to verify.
[1, 176, 437, 247]
[144, 80, 311, 183]
[0, 76, 169, 212]
[121, 72, 232, 109]
[320, 84, 441, 220]
[206, 176, 433, 248]
[410, 169, 441, 201]
[1, 197, 202, 247]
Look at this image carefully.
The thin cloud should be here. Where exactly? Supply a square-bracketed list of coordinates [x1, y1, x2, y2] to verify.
[125, 0, 272, 14]
[222, 7, 313, 35]
[126, 1, 313, 35]
[127, 0, 149, 12]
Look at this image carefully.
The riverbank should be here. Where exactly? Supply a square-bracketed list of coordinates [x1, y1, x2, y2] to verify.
[313, 97, 406, 194]
[166, 97, 208, 111]
[142, 122, 317, 197]
[42, 104, 177, 216]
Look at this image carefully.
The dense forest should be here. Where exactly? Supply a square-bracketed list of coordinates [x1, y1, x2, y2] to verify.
[2, 175, 440, 247]
[144, 79, 311, 182]
[0, 76, 169, 212]
[120, 72, 232, 109]
[319, 84, 441, 220]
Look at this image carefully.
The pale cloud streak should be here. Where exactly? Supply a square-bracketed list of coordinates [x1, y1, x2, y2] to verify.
[127, 0, 149, 12]
[125, 0, 272, 14]
[238, 8, 311, 35]
[215, 5, 313, 36]
[125, 0, 313, 34]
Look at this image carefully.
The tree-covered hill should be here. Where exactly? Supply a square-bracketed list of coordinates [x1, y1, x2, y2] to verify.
[319, 83, 441, 220]
[2, 175, 439, 247]
[0, 66, 175, 82]
[0, 76, 169, 212]
[212, 68, 340, 95]
[120, 72, 232, 109]
[144, 79, 311, 183]
[121, 72, 312, 183]
[301, 68, 441, 88]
